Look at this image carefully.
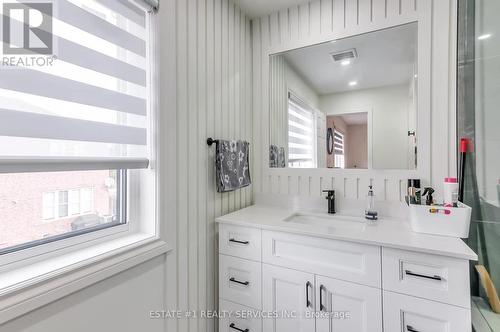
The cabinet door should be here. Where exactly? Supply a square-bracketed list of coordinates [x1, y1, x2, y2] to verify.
[315, 275, 382, 332]
[219, 299, 262, 332]
[383, 291, 471, 332]
[262, 264, 315, 332]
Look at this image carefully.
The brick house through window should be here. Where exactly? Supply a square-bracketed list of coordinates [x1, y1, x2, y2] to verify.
[0, 170, 117, 249]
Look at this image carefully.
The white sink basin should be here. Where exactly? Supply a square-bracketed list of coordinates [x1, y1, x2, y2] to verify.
[284, 213, 368, 231]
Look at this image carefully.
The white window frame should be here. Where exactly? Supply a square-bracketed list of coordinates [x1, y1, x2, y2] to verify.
[0, 8, 168, 325]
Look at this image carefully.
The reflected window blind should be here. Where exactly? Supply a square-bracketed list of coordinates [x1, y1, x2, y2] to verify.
[288, 93, 315, 165]
[334, 129, 345, 168]
[0, 0, 156, 173]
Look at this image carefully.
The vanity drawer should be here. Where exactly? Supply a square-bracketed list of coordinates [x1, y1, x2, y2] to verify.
[219, 299, 262, 332]
[219, 224, 261, 262]
[262, 230, 381, 288]
[383, 291, 471, 332]
[382, 248, 470, 308]
[219, 255, 262, 309]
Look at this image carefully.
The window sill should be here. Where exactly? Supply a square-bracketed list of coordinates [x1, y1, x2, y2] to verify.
[0, 233, 171, 324]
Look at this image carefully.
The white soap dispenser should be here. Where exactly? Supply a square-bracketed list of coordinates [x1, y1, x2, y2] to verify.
[365, 185, 378, 221]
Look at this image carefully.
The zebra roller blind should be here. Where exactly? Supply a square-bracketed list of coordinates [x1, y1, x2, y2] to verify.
[334, 129, 345, 168]
[288, 92, 315, 167]
[0, 0, 156, 173]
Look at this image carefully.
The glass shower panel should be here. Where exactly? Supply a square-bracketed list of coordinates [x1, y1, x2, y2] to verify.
[458, 0, 500, 330]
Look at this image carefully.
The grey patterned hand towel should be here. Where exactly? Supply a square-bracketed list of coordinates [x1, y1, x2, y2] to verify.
[269, 145, 278, 168]
[216, 140, 251, 193]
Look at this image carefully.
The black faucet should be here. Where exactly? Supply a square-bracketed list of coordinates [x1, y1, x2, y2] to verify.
[323, 190, 336, 214]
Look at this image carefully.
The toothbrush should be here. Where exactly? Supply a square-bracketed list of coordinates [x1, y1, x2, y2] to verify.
[458, 138, 468, 202]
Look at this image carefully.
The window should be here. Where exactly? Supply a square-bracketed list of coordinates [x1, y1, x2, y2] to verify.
[334, 129, 345, 169]
[40, 187, 96, 223]
[0, 0, 155, 254]
[58, 191, 69, 218]
[81, 188, 94, 214]
[288, 93, 316, 168]
[42, 192, 55, 220]
[68, 189, 80, 215]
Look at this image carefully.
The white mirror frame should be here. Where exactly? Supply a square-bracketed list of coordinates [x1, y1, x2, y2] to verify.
[256, 0, 432, 200]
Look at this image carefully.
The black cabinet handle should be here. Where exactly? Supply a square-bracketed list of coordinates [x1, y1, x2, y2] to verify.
[229, 238, 249, 245]
[405, 270, 442, 281]
[319, 284, 326, 311]
[230, 323, 249, 332]
[406, 325, 419, 332]
[229, 277, 250, 286]
[305, 281, 312, 308]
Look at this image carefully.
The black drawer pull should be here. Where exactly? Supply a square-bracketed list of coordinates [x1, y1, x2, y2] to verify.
[406, 325, 419, 332]
[229, 238, 249, 245]
[230, 323, 249, 332]
[305, 281, 312, 308]
[229, 277, 250, 286]
[319, 284, 326, 311]
[405, 270, 442, 281]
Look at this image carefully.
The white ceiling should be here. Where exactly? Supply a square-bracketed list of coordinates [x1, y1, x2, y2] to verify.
[233, 0, 311, 18]
[339, 112, 368, 125]
[281, 23, 417, 94]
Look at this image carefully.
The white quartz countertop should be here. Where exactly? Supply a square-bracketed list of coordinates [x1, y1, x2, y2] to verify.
[216, 205, 478, 261]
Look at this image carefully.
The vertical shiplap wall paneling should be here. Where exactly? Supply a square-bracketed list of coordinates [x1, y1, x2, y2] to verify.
[168, 0, 253, 331]
[161, 0, 177, 330]
[176, 0, 189, 331]
[221, 0, 229, 216]
[205, 1, 216, 331]
[235, 8, 241, 208]
[245, 16, 253, 208]
[197, 0, 208, 330]
[252, 21, 262, 194]
[227, 1, 235, 213]
[269, 55, 287, 151]
[253, 0, 454, 204]
[187, 1, 198, 331]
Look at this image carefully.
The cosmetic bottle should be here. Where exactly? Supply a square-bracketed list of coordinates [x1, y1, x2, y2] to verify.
[407, 179, 421, 204]
[444, 177, 459, 207]
[365, 185, 378, 221]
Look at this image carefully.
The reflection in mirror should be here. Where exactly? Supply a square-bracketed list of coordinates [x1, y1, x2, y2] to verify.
[269, 23, 418, 170]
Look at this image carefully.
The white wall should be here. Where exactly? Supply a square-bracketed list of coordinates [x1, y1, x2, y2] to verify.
[163, 1, 253, 332]
[2, 256, 167, 332]
[286, 61, 320, 109]
[346, 124, 368, 169]
[2, 1, 253, 331]
[269, 55, 288, 150]
[269, 56, 321, 150]
[320, 84, 410, 169]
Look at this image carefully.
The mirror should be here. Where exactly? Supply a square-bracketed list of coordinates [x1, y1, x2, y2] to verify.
[269, 23, 418, 169]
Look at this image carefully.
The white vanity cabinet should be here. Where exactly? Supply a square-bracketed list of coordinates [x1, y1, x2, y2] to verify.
[315, 276, 382, 332]
[262, 264, 315, 332]
[218, 222, 473, 332]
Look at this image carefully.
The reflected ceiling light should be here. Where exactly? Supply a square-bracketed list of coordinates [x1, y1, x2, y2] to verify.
[341, 59, 351, 66]
[478, 33, 492, 40]
[348, 81, 357, 86]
